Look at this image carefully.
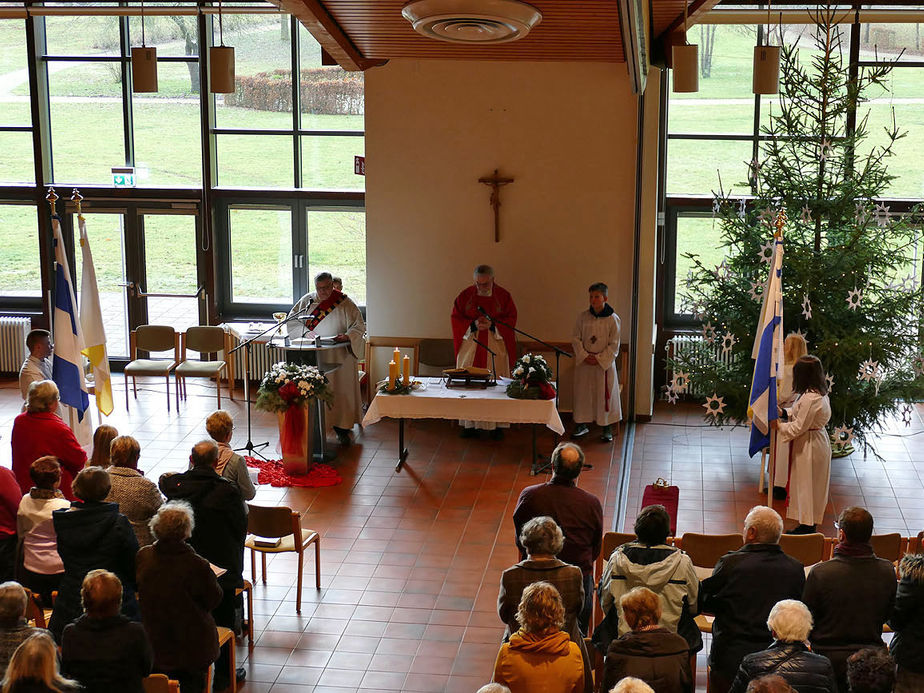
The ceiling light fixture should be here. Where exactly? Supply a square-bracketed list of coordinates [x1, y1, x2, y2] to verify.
[753, 3, 780, 94]
[210, 0, 236, 93]
[401, 0, 542, 44]
[672, 0, 699, 93]
[131, 0, 158, 92]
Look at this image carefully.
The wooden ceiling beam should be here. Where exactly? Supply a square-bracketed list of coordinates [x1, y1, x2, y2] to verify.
[654, 0, 724, 67]
[270, 0, 386, 71]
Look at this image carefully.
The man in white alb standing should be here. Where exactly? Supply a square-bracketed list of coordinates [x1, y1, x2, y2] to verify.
[287, 272, 366, 446]
[571, 282, 622, 443]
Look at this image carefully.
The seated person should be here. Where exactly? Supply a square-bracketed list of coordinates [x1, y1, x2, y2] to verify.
[0, 469, 20, 584]
[594, 505, 700, 655]
[492, 581, 584, 693]
[61, 570, 152, 693]
[16, 458, 70, 606]
[845, 648, 895, 693]
[1, 631, 79, 692]
[747, 676, 795, 693]
[499, 516, 591, 692]
[602, 586, 692, 693]
[0, 582, 49, 678]
[48, 467, 140, 642]
[204, 410, 257, 506]
[729, 600, 834, 693]
[88, 425, 118, 469]
[888, 553, 924, 693]
[104, 436, 163, 547]
[137, 502, 223, 693]
[611, 678, 656, 693]
[477, 686, 511, 693]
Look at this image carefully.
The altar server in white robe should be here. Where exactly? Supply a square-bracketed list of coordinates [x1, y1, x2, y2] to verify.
[772, 332, 808, 499]
[771, 355, 831, 535]
[287, 272, 366, 446]
[571, 282, 622, 443]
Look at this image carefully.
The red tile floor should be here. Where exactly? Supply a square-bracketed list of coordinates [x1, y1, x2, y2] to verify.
[1, 375, 920, 692]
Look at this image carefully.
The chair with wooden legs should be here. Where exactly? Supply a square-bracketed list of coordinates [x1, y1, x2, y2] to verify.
[244, 504, 320, 614]
[869, 532, 904, 563]
[236, 579, 254, 649]
[175, 325, 231, 408]
[778, 532, 828, 567]
[124, 325, 179, 411]
[677, 532, 744, 580]
[142, 674, 180, 693]
[204, 626, 236, 693]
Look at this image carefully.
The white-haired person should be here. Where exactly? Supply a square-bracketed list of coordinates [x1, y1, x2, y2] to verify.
[136, 502, 222, 693]
[699, 506, 805, 693]
[499, 516, 592, 692]
[10, 381, 86, 501]
[105, 436, 163, 548]
[602, 587, 692, 693]
[476, 685, 511, 693]
[204, 410, 256, 506]
[0, 583, 49, 678]
[728, 599, 835, 693]
[610, 677, 655, 693]
[492, 581, 583, 693]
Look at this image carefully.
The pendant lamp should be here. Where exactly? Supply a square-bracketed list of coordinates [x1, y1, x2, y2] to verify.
[672, 1, 699, 93]
[753, 6, 780, 94]
[210, 0, 236, 94]
[131, 0, 157, 92]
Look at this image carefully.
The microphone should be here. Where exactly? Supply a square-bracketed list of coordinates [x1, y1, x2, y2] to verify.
[476, 306, 493, 319]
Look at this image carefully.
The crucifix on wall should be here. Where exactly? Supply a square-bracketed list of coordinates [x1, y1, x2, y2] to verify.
[478, 168, 514, 243]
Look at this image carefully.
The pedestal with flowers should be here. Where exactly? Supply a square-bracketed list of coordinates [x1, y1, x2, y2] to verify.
[506, 353, 556, 400]
[254, 362, 333, 475]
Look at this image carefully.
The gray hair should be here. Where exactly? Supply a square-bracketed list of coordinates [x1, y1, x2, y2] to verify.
[150, 501, 195, 543]
[109, 436, 141, 469]
[476, 686, 511, 693]
[767, 599, 813, 642]
[473, 264, 494, 278]
[611, 678, 655, 693]
[190, 440, 219, 469]
[745, 506, 783, 544]
[72, 466, 111, 502]
[520, 517, 564, 556]
[0, 582, 28, 627]
[26, 380, 59, 414]
[314, 271, 333, 284]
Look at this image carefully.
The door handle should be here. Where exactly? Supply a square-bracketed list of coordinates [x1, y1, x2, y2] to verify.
[117, 281, 136, 297]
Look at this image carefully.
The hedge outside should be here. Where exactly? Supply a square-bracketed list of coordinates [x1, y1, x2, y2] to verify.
[225, 67, 364, 115]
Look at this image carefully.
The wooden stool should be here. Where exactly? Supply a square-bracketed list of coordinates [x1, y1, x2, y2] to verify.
[236, 580, 254, 649]
[204, 626, 236, 693]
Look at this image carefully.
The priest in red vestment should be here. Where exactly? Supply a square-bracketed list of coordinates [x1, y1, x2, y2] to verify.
[450, 265, 518, 438]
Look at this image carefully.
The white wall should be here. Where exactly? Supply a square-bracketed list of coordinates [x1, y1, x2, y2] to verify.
[363, 59, 640, 409]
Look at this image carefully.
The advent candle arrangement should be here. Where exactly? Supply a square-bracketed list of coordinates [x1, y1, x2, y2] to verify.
[393, 347, 401, 370]
[387, 360, 397, 390]
[402, 355, 410, 385]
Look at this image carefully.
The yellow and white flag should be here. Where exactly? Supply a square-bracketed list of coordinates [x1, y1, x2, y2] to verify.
[78, 215, 113, 416]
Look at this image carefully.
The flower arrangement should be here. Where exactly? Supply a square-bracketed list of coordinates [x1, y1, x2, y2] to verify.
[254, 362, 333, 413]
[506, 353, 556, 400]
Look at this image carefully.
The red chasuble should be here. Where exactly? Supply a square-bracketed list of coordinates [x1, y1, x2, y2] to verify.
[450, 284, 518, 369]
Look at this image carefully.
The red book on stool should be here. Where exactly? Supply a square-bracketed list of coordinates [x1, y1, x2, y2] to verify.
[641, 478, 679, 537]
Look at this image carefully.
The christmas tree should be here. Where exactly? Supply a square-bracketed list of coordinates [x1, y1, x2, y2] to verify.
[670, 11, 924, 449]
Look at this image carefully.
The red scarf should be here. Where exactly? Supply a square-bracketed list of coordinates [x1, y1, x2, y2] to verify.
[304, 290, 346, 332]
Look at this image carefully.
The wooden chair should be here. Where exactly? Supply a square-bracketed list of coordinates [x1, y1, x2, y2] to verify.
[417, 337, 457, 375]
[175, 326, 231, 408]
[204, 626, 235, 693]
[678, 532, 744, 580]
[23, 588, 49, 628]
[236, 579, 254, 649]
[778, 532, 828, 566]
[244, 504, 320, 614]
[142, 674, 180, 693]
[870, 533, 903, 563]
[124, 325, 180, 411]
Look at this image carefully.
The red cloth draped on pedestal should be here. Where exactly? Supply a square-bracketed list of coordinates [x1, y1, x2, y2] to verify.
[280, 405, 306, 457]
[450, 284, 518, 369]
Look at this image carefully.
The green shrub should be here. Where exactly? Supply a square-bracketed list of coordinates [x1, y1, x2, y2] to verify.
[225, 67, 363, 115]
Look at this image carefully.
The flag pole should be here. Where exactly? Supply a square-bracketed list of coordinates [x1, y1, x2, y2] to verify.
[768, 210, 786, 507]
[46, 187, 58, 337]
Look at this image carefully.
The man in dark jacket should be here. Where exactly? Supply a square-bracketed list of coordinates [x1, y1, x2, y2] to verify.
[803, 507, 896, 693]
[888, 553, 924, 692]
[728, 599, 834, 693]
[61, 570, 152, 693]
[159, 440, 247, 691]
[512, 442, 602, 633]
[700, 506, 806, 693]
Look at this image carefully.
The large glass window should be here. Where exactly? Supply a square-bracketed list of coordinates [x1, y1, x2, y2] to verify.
[228, 206, 293, 304]
[0, 19, 33, 184]
[307, 209, 366, 305]
[0, 204, 41, 298]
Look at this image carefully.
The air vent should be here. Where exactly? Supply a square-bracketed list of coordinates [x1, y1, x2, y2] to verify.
[402, 0, 542, 44]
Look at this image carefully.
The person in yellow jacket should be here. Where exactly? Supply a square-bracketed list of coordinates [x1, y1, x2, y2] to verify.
[493, 581, 584, 693]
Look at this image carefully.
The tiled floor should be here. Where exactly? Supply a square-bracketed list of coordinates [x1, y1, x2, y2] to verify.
[1, 375, 920, 692]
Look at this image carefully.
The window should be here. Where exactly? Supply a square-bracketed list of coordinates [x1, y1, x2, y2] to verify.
[307, 208, 366, 305]
[228, 205, 294, 304]
[0, 204, 41, 298]
[0, 19, 32, 184]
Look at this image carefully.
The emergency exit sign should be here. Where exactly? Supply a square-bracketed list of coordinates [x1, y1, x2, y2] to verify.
[112, 167, 136, 187]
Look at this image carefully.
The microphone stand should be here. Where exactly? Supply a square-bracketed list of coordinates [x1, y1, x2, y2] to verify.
[470, 336, 497, 385]
[476, 308, 576, 476]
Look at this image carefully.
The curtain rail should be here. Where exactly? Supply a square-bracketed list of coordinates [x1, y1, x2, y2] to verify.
[0, 5, 282, 18]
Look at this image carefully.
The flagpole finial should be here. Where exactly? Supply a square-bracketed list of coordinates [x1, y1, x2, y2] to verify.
[774, 209, 787, 240]
[71, 189, 83, 216]
[46, 187, 58, 206]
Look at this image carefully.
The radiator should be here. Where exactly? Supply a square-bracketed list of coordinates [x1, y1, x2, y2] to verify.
[667, 334, 735, 397]
[227, 331, 282, 383]
[0, 317, 30, 375]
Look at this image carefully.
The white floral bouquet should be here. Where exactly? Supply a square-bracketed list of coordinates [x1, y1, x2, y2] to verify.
[254, 361, 333, 413]
[507, 353, 556, 400]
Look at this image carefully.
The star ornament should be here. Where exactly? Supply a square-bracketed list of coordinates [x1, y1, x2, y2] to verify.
[721, 332, 738, 355]
[819, 138, 834, 162]
[873, 201, 890, 228]
[737, 199, 748, 219]
[672, 371, 691, 394]
[846, 287, 863, 311]
[800, 205, 813, 224]
[703, 393, 726, 419]
[825, 373, 835, 393]
[748, 158, 762, 182]
[858, 358, 880, 382]
[664, 385, 679, 405]
[833, 424, 854, 445]
[901, 404, 914, 426]
[702, 321, 717, 345]
[758, 207, 775, 227]
[749, 281, 764, 302]
[801, 293, 812, 319]
[759, 240, 774, 264]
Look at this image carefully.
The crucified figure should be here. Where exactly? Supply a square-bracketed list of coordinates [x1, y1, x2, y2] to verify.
[478, 169, 514, 243]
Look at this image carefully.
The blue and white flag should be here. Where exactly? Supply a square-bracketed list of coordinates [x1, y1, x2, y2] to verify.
[748, 234, 784, 457]
[52, 216, 90, 421]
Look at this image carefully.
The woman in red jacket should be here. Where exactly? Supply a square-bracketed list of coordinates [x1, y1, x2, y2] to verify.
[10, 381, 86, 501]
